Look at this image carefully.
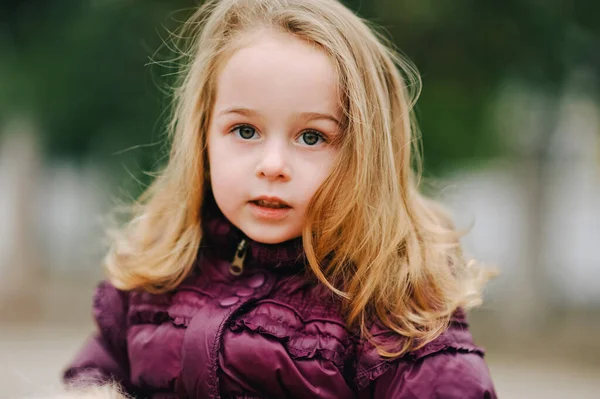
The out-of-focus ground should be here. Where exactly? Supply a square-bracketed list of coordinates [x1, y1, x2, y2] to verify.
[1, 278, 599, 399]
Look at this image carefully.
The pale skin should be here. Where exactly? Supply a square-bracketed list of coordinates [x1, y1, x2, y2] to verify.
[208, 29, 342, 244]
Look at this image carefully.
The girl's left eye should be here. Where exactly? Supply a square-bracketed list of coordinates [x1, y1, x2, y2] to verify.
[299, 131, 326, 146]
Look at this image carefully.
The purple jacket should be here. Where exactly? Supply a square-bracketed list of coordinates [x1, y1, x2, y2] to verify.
[64, 208, 497, 398]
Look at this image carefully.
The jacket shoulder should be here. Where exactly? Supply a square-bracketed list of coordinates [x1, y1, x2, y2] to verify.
[63, 281, 133, 389]
[368, 349, 497, 398]
[92, 281, 131, 346]
[355, 309, 491, 392]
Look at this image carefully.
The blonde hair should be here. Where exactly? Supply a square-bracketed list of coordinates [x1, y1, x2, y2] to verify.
[106, 0, 495, 357]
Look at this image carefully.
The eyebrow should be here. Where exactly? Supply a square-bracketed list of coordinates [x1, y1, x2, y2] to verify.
[218, 107, 341, 126]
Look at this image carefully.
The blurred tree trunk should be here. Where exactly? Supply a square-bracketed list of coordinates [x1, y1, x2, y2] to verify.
[0, 120, 42, 321]
[512, 89, 562, 334]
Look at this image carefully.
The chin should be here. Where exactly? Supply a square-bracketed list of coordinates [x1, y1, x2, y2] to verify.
[243, 226, 299, 245]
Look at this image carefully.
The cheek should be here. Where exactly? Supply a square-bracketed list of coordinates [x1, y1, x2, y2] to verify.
[207, 130, 223, 168]
[298, 150, 337, 204]
[208, 131, 233, 175]
[208, 132, 238, 195]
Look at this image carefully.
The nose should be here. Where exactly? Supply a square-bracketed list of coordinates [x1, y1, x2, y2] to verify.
[255, 140, 291, 181]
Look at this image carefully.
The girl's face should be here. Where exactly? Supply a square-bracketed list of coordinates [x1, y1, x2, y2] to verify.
[208, 30, 341, 244]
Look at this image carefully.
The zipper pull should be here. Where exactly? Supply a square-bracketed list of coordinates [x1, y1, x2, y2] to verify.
[229, 239, 248, 276]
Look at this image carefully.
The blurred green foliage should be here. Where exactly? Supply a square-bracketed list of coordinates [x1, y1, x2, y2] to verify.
[1, 0, 599, 179]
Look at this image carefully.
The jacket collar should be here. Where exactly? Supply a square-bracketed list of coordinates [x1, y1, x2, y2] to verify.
[201, 195, 306, 273]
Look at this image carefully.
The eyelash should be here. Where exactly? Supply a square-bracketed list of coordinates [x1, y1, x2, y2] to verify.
[230, 124, 328, 145]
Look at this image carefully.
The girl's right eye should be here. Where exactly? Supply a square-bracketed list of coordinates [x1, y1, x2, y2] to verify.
[232, 125, 259, 140]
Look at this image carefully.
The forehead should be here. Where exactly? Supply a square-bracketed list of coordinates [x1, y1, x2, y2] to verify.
[213, 30, 341, 117]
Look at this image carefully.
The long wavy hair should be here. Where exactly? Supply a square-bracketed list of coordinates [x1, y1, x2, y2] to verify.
[106, 0, 495, 357]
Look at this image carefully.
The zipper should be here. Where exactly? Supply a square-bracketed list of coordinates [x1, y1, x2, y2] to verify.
[229, 238, 248, 276]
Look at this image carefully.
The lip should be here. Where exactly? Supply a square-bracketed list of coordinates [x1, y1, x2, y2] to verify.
[250, 195, 291, 207]
[248, 196, 292, 221]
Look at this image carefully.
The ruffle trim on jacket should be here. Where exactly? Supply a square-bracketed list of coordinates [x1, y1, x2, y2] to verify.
[229, 312, 352, 368]
[127, 307, 194, 328]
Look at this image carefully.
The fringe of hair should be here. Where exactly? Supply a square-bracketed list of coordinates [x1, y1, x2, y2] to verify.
[23, 382, 129, 399]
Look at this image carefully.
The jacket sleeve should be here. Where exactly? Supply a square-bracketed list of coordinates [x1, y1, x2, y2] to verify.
[63, 281, 133, 392]
[362, 351, 497, 399]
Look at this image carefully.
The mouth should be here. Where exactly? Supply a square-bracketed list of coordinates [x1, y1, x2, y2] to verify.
[249, 196, 291, 209]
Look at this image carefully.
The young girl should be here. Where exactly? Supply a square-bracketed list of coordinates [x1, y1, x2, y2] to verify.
[64, 0, 497, 397]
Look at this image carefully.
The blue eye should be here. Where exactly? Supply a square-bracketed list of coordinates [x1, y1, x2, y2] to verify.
[299, 131, 325, 146]
[232, 125, 258, 140]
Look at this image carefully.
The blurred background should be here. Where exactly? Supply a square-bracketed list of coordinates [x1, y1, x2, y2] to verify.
[1, 0, 599, 397]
